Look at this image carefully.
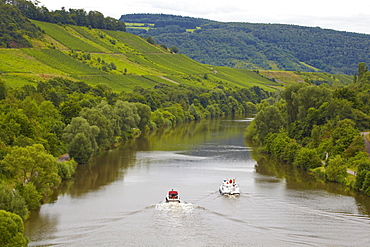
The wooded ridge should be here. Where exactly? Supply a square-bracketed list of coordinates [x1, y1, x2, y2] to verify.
[121, 13, 370, 75]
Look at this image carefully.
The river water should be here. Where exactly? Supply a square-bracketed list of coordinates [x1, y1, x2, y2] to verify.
[25, 117, 370, 246]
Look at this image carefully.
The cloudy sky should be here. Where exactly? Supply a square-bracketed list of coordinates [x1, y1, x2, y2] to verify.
[43, 0, 370, 34]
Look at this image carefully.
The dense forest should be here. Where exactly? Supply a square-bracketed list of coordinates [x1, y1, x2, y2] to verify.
[245, 62, 370, 196]
[121, 14, 370, 75]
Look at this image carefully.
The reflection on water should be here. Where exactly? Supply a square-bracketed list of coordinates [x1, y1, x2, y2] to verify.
[251, 142, 370, 217]
[25, 116, 370, 246]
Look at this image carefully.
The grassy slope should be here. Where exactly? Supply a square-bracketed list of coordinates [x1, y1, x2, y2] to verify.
[259, 70, 352, 85]
[0, 20, 350, 92]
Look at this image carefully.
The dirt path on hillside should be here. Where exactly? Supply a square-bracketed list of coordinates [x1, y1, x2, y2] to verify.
[158, 76, 179, 84]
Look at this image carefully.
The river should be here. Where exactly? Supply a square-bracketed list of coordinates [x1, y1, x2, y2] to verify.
[25, 117, 370, 246]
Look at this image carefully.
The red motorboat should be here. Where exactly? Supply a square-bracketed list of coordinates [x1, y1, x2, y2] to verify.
[165, 189, 181, 203]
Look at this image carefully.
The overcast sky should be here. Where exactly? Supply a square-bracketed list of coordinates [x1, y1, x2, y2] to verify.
[43, 0, 370, 34]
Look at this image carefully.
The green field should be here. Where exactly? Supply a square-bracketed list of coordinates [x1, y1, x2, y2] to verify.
[0, 49, 62, 74]
[31, 20, 105, 52]
[76, 74, 175, 91]
[145, 54, 211, 75]
[259, 70, 352, 85]
[103, 30, 165, 53]
[70, 26, 123, 53]
[125, 22, 154, 31]
[212, 67, 281, 91]
[1, 20, 350, 92]
[90, 53, 161, 75]
[23, 49, 104, 75]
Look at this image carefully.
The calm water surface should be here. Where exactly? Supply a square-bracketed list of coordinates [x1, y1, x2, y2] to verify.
[25, 117, 370, 246]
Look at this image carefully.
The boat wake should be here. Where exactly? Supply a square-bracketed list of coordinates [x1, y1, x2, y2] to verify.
[155, 201, 195, 212]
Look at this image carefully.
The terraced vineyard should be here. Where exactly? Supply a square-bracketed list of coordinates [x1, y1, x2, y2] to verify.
[0, 20, 352, 92]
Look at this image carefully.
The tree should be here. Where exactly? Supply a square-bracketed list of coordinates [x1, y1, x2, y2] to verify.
[63, 117, 99, 162]
[39, 100, 63, 132]
[227, 96, 242, 115]
[0, 210, 28, 247]
[294, 147, 321, 170]
[2, 110, 37, 143]
[151, 109, 164, 128]
[14, 182, 42, 211]
[145, 35, 155, 44]
[114, 100, 140, 133]
[170, 46, 179, 53]
[0, 79, 7, 100]
[80, 107, 114, 150]
[361, 172, 370, 196]
[59, 100, 82, 124]
[344, 135, 366, 158]
[135, 103, 152, 130]
[295, 85, 332, 122]
[245, 102, 257, 113]
[0, 184, 28, 220]
[63, 117, 99, 151]
[95, 101, 120, 137]
[325, 155, 347, 183]
[57, 159, 77, 180]
[282, 82, 308, 124]
[282, 139, 301, 164]
[358, 62, 368, 81]
[19, 96, 40, 120]
[188, 104, 199, 120]
[354, 158, 370, 192]
[68, 133, 93, 164]
[2, 144, 61, 196]
[331, 119, 359, 155]
[254, 105, 285, 143]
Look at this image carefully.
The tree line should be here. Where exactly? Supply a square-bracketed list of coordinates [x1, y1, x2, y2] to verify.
[0, 77, 269, 245]
[1, 0, 126, 31]
[245, 62, 370, 196]
[0, 2, 42, 47]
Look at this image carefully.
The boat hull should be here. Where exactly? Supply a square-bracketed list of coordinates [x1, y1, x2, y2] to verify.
[219, 187, 240, 195]
[165, 197, 181, 203]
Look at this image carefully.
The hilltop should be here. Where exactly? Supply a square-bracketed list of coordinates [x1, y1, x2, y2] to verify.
[120, 14, 370, 75]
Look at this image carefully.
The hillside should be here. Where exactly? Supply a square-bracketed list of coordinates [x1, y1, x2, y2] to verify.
[120, 14, 370, 75]
[0, 19, 279, 92]
[0, 0, 279, 93]
[0, 2, 353, 92]
[0, 20, 352, 93]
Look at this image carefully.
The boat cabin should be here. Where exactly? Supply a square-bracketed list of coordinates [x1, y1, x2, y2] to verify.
[168, 190, 178, 199]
